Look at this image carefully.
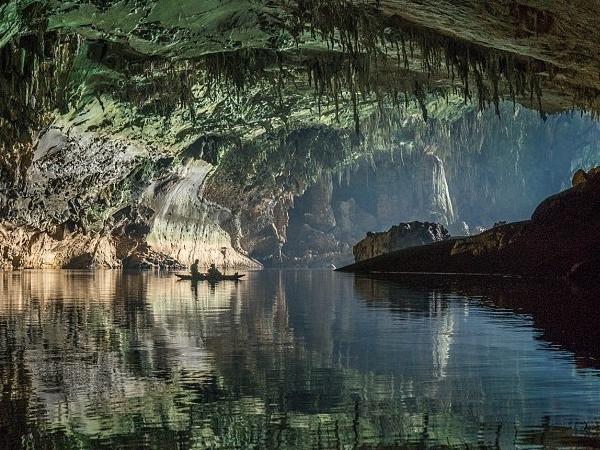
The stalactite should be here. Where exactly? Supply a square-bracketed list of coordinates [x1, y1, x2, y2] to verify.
[282, 0, 600, 125]
[0, 27, 79, 184]
[26, 0, 594, 145]
[2, 0, 595, 168]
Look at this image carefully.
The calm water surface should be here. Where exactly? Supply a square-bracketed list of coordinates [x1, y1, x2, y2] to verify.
[0, 270, 599, 449]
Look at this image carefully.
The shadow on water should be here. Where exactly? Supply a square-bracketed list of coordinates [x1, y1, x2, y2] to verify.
[0, 269, 598, 449]
[353, 274, 600, 369]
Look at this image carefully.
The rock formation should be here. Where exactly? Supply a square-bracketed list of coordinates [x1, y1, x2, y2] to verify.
[353, 222, 450, 263]
[1, 2, 600, 269]
[279, 107, 600, 266]
[339, 170, 600, 280]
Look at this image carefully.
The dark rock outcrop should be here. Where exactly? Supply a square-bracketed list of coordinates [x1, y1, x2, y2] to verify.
[353, 222, 450, 263]
[340, 171, 600, 280]
[568, 257, 600, 288]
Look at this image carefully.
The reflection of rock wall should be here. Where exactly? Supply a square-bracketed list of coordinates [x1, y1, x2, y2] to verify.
[3, 270, 600, 448]
[353, 221, 450, 262]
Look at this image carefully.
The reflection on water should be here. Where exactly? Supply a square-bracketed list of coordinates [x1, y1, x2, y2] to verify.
[0, 270, 599, 449]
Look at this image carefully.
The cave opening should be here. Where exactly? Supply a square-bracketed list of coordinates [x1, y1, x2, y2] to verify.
[280, 104, 600, 267]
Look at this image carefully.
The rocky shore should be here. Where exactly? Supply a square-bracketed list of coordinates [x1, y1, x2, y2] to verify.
[339, 169, 600, 281]
[353, 222, 450, 262]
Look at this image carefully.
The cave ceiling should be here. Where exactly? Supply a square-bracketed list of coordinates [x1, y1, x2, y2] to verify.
[1, 0, 599, 153]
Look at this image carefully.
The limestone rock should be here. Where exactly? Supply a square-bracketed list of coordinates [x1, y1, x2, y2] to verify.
[572, 169, 588, 187]
[335, 198, 378, 242]
[533, 170, 600, 226]
[2, 1, 600, 272]
[353, 222, 450, 263]
[341, 173, 600, 280]
[0, 223, 119, 269]
[572, 166, 600, 187]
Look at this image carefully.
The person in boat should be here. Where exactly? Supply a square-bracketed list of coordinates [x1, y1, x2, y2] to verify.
[190, 259, 200, 277]
[207, 263, 222, 279]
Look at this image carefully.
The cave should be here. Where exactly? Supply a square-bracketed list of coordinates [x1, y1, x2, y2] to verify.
[1, 1, 600, 448]
[282, 104, 600, 267]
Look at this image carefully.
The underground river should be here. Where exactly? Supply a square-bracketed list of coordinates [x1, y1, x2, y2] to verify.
[0, 270, 599, 449]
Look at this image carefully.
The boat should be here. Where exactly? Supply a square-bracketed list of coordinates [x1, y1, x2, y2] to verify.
[175, 273, 245, 282]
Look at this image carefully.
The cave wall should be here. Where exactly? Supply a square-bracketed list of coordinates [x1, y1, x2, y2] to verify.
[2, 1, 600, 270]
[142, 158, 261, 269]
[3, 100, 598, 270]
[282, 104, 600, 266]
[0, 118, 355, 269]
[433, 106, 600, 230]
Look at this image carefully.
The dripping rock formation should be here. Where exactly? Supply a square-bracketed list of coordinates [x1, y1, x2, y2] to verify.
[1, 1, 600, 269]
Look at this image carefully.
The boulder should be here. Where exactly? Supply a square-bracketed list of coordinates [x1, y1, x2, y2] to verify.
[353, 222, 450, 262]
[572, 169, 588, 187]
[533, 170, 600, 225]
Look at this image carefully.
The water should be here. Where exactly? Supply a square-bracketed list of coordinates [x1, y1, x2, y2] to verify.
[0, 270, 599, 449]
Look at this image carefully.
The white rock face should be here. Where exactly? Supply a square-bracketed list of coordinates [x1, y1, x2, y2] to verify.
[424, 153, 455, 226]
[143, 159, 261, 269]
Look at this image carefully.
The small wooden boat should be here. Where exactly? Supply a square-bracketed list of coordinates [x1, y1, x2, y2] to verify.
[175, 273, 245, 282]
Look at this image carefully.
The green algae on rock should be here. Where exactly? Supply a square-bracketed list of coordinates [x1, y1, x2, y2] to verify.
[1, 1, 600, 269]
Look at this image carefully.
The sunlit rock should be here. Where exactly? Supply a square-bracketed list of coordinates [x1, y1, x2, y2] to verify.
[143, 159, 261, 269]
